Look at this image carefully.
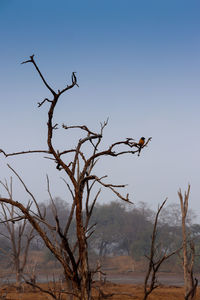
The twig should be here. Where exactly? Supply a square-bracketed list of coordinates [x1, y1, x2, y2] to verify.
[0, 149, 49, 157]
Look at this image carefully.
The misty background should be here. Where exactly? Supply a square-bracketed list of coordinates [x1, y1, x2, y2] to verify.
[0, 1, 199, 219]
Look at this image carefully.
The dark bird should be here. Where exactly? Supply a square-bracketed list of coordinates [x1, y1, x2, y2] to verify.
[138, 137, 145, 147]
[138, 137, 145, 156]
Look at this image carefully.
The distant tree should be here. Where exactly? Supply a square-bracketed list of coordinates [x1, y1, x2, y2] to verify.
[126, 207, 153, 259]
[89, 202, 154, 259]
[89, 202, 126, 257]
[0, 178, 34, 289]
[0, 55, 151, 300]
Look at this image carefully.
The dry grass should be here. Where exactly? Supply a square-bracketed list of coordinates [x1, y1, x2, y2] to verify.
[0, 282, 198, 300]
[0, 255, 197, 299]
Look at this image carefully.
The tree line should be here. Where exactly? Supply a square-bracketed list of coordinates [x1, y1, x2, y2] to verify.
[1, 197, 200, 271]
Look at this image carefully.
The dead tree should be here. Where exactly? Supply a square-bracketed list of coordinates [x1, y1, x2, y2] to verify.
[143, 199, 179, 300]
[0, 55, 151, 300]
[178, 185, 198, 300]
[0, 178, 34, 289]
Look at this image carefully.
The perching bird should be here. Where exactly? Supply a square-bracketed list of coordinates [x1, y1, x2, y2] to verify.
[138, 137, 145, 147]
[138, 137, 145, 156]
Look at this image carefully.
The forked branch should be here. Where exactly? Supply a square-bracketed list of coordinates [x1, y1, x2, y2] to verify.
[143, 198, 180, 300]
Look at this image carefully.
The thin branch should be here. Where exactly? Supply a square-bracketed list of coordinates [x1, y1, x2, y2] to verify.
[0, 216, 25, 224]
[71, 134, 102, 176]
[0, 149, 49, 157]
[59, 71, 79, 95]
[59, 177, 76, 237]
[81, 137, 152, 180]
[7, 164, 43, 219]
[82, 175, 132, 204]
[25, 279, 78, 299]
[143, 198, 180, 300]
[62, 124, 97, 136]
[38, 98, 53, 107]
[21, 55, 56, 96]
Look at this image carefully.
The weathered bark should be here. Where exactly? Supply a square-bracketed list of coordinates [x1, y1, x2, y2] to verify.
[75, 191, 91, 300]
[178, 185, 198, 300]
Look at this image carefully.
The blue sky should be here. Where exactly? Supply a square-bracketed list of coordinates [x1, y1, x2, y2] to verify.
[0, 1, 200, 219]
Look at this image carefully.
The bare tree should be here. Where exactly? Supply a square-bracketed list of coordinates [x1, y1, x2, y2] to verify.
[0, 55, 151, 300]
[143, 199, 179, 300]
[178, 185, 198, 300]
[0, 178, 34, 289]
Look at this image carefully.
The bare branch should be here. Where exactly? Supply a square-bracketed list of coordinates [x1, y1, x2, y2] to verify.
[38, 98, 53, 107]
[24, 278, 78, 299]
[71, 134, 102, 176]
[7, 164, 43, 219]
[143, 198, 180, 300]
[82, 175, 132, 204]
[59, 71, 79, 95]
[0, 215, 25, 224]
[0, 149, 49, 157]
[62, 124, 97, 136]
[21, 55, 56, 96]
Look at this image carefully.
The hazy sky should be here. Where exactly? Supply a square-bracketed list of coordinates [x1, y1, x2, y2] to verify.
[0, 1, 200, 219]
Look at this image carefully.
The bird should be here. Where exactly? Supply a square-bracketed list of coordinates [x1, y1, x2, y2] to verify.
[138, 137, 145, 147]
[138, 137, 145, 156]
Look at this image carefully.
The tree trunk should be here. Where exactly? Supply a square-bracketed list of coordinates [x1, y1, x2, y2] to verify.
[75, 192, 91, 300]
[16, 268, 22, 291]
[182, 214, 192, 296]
[178, 185, 197, 300]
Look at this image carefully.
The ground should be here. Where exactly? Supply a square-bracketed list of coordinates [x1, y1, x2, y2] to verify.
[0, 255, 198, 299]
[0, 283, 198, 300]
